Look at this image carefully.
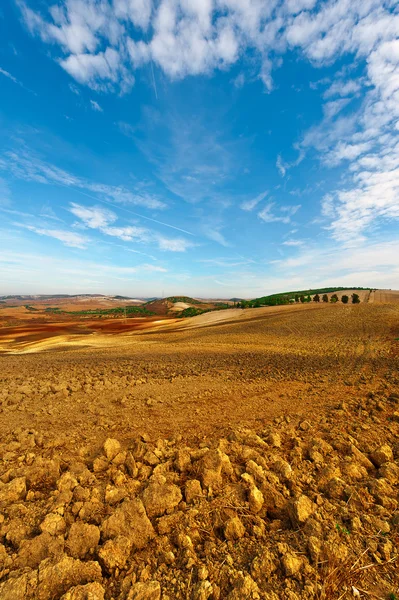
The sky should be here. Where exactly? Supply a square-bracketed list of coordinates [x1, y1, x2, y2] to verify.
[0, 0, 398, 298]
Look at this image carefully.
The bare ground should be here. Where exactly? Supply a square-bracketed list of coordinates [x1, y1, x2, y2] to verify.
[0, 302, 398, 600]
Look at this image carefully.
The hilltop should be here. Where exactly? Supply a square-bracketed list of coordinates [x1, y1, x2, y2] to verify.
[143, 297, 230, 318]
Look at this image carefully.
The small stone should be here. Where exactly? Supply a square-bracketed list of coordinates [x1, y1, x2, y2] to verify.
[307, 536, 321, 563]
[267, 432, 281, 448]
[227, 574, 259, 600]
[103, 438, 121, 461]
[57, 472, 79, 493]
[36, 555, 102, 600]
[0, 571, 38, 600]
[371, 445, 394, 467]
[92, 457, 109, 473]
[0, 477, 26, 504]
[66, 522, 100, 559]
[282, 553, 302, 577]
[98, 536, 132, 570]
[289, 495, 315, 526]
[342, 462, 367, 481]
[175, 449, 191, 472]
[185, 479, 202, 504]
[105, 485, 127, 505]
[272, 459, 292, 481]
[251, 549, 277, 583]
[127, 581, 161, 600]
[17, 532, 64, 569]
[379, 462, 399, 484]
[224, 516, 245, 540]
[101, 499, 154, 549]
[141, 479, 182, 518]
[198, 449, 233, 489]
[248, 486, 264, 514]
[40, 513, 66, 536]
[112, 451, 127, 466]
[192, 581, 213, 600]
[60, 582, 105, 600]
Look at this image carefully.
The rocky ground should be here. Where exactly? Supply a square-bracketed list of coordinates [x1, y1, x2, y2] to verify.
[0, 303, 398, 599]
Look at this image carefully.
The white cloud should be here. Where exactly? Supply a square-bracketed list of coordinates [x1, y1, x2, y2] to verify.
[69, 203, 116, 228]
[326, 141, 372, 166]
[258, 203, 301, 224]
[114, 0, 153, 30]
[240, 190, 268, 212]
[157, 236, 193, 252]
[274, 239, 399, 285]
[17, 0, 399, 98]
[140, 264, 167, 273]
[23, 225, 88, 248]
[102, 225, 148, 242]
[15, 0, 399, 247]
[60, 48, 135, 93]
[322, 98, 351, 120]
[69, 202, 193, 252]
[282, 239, 304, 246]
[324, 78, 363, 99]
[276, 155, 286, 177]
[276, 148, 305, 177]
[90, 99, 103, 112]
[204, 228, 229, 247]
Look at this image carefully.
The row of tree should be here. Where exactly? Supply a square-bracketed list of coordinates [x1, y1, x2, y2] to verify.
[239, 292, 361, 308]
[296, 293, 361, 304]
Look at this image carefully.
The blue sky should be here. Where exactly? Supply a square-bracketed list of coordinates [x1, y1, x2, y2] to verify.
[0, 0, 398, 297]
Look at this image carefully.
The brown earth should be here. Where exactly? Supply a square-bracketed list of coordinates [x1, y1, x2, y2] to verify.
[0, 302, 398, 599]
[369, 290, 399, 304]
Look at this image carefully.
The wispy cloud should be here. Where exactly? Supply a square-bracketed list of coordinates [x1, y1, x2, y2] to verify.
[276, 155, 286, 177]
[282, 239, 304, 247]
[240, 190, 268, 212]
[21, 224, 88, 249]
[125, 111, 243, 205]
[323, 78, 364, 99]
[0, 148, 166, 210]
[276, 149, 305, 177]
[203, 227, 229, 247]
[199, 257, 255, 268]
[69, 202, 193, 252]
[90, 99, 103, 112]
[258, 203, 301, 224]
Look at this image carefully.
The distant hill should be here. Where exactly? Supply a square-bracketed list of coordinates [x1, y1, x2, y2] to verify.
[165, 296, 201, 304]
[0, 294, 138, 301]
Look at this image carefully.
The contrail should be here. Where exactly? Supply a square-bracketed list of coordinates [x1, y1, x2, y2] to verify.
[150, 57, 158, 100]
[145, 32, 158, 100]
[57, 184, 195, 236]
